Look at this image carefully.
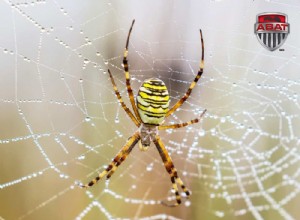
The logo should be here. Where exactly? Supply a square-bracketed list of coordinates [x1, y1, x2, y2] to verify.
[254, 12, 290, 51]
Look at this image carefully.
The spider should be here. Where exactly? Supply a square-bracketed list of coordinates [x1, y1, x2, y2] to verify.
[80, 19, 206, 207]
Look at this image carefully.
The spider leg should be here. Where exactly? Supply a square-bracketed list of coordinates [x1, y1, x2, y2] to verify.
[79, 131, 140, 188]
[153, 135, 190, 207]
[166, 29, 204, 118]
[106, 142, 135, 179]
[106, 162, 119, 179]
[123, 19, 142, 122]
[159, 109, 206, 130]
[108, 69, 140, 127]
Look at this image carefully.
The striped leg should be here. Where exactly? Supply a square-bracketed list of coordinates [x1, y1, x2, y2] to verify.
[153, 135, 190, 207]
[108, 69, 140, 127]
[166, 29, 205, 118]
[106, 142, 135, 179]
[123, 19, 142, 122]
[106, 162, 119, 179]
[80, 131, 140, 188]
[159, 109, 206, 130]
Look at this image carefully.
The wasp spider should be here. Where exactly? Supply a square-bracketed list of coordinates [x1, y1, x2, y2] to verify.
[80, 19, 206, 207]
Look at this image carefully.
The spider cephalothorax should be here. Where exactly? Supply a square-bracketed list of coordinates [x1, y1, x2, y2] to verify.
[138, 123, 157, 151]
[80, 19, 206, 207]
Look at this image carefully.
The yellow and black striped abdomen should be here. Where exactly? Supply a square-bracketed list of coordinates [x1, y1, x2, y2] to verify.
[137, 78, 170, 125]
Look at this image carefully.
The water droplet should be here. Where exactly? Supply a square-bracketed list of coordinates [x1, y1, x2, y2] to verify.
[215, 211, 224, 218]
[78, 155, 85, 160]
[85, 117, 91, 122]
[185, 200, 191, 207]
[146, 164, 153, 171]
[198, 129, 205, 136]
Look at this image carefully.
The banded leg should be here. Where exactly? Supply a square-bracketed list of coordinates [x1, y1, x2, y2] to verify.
[106, 162, 119, 179]
[80, 131, 140, 188]
[159, 109, 206, 130]
[106, 143, 135, 179]
[123, 19, 142, 122]
[153, 135, 190, 207]
[108, 69, 140, 127]
[166, 29, 205, 117]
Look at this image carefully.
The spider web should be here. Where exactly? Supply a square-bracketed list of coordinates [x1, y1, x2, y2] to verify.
[0, 0, 300, 219]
